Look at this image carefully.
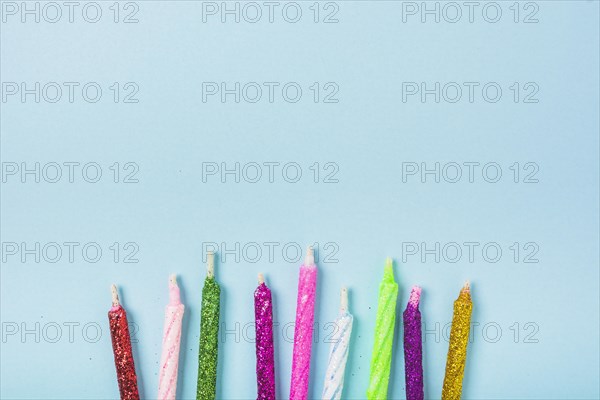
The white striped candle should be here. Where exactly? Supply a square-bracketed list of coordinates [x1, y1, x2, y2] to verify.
[322, 287, 354, 400]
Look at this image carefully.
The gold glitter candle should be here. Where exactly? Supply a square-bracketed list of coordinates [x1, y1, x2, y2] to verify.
[442, 282, 473, 400]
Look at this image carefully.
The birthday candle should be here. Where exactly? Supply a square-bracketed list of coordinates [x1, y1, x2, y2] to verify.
[442, 282, 473, 400]
[197, 252, 221, 400]
[366, 258, 398, 400]
[403, 286, 424, 400]
[255, 273, 276, 400]
[290, 246, 317, 400]
[108, 284, 139, 400]
[321, 287, 354, 400]
[158, 275, 185, 400]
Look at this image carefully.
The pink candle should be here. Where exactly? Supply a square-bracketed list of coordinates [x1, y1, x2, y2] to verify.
[158, 275, 185, 400]
[290, 246, 317, 400]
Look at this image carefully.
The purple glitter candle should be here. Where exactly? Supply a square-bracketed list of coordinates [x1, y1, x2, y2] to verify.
[254, 274, 276, 400]
[403, 286, 424, 400]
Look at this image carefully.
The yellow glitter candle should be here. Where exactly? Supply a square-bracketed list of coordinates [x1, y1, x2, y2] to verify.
[442, 282, 473, 400]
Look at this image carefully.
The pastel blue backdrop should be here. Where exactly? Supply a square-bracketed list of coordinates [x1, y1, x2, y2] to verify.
[1, 1, 599, 399]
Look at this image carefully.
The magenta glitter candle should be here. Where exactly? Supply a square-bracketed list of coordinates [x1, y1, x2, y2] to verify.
[290, 247, 317, 400]
[403, 286, 424, 400]
[254, 273, 276, 400]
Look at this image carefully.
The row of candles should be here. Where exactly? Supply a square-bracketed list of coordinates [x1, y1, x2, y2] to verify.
[108, 247, 473, 400]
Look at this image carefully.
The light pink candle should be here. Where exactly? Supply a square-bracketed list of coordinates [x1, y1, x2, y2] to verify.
[290, 246, 317, 400]
[158, 275, 185, 400]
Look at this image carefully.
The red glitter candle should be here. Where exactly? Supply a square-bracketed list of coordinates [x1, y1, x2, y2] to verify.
[108, 284, 140, 400]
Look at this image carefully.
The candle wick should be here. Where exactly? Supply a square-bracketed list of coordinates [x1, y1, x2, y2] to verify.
[207, 251, 215, 278]
[462, 281, 470, 294]
[258, 273, 265, 284]
[409, 286, 422, 306]
[383, 258, 395, 282]
[340, 287, 348, 314]
[168, 274, 181, 304]
[304, 246, 314, 265]
[111, 284, 120, 306]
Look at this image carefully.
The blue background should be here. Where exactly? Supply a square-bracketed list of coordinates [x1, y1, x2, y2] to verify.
[1, 1, 599, 399]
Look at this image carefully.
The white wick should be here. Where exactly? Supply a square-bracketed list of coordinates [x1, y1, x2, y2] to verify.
[169, 274, 177, 285]
[207, 251, 215, 278]
[385, 257, 393, 268]
[258, 273, 265, 284]
[111, 284, 120, 306]
[340, 287, 348, 314]
[305, 246, 314, 265]
[462, 280, 471, 293]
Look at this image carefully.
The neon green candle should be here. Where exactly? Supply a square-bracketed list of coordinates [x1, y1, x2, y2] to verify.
[367, 258, 399, 400]
[197, 252, 220, 400]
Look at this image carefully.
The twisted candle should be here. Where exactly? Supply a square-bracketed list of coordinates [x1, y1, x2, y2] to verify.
[403, 286, 424, 400]
[321, 287, 354, 400]
[290, 246, 317, 400]
[108, 284, 139, 400]
[442, 282, 473, 400]
[158, 275, 185, 400]
[366, 258, 398, 400]
[197, 252, 221, 400]
[255, 273, 276, 400]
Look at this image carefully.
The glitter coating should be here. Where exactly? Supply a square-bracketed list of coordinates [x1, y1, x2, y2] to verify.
[367, 261, 398, 400]
[403, 286, 424, 400]
[158, 281, 185, 400]
[321, 311, 353, 400]
[197, 277, 220, 400]
[108, 305, 140, 400]
[254, 282, 276, 400]
[290, 262, 317, 400]
[442, 287, 473, 400]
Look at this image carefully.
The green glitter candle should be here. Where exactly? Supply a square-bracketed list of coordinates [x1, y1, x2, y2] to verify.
[366, 258, 399, 400]
[197, 252, 220, 400]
